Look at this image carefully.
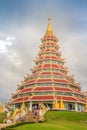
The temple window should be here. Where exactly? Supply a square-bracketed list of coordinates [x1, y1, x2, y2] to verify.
[45, 83, 52, 86]
[39, 61, 43, 64]
[37, 83, 52, 86]
[43, 68, 50, 72]
[15, 104, 21, 109]
[51, 53, 56, 56]
[55, 83, 61, 86]
[52, 69, 58, 72]
[25, 93, 30, 96]
[52, 60, 57, 63]
[40, 75, 51, 78]
[56, 92, 63, 95]
[58, 61, 62, 64]
[64, 92, 72, 96]
[46, 53, 50, 55]
[45, 60, 50, 63]
[80, 95, 85, 99]
[44, 91, 53, 95]
[40, 75, 45, 78]
[54, 75, 58, 78]
[74, 93, 79, 98]
[60, 70, 64, 73]
[55, 83, 68, 87]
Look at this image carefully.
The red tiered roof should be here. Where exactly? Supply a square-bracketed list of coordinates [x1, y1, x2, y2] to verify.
[68, 82, 81, 89]
[41, 35, 58, 42]
[56, 96, 78, 102]
[43, 64, 51, 68]
[45, 49, 57, 52]
[36, 56, 63, 62]
[13, 96, 30, 103]
[60, 65, 65, 69]
[19, 88, 32, 94]
[32, 86, 73, 92]
[45, 56, 51, 59]
[37, 64, 60, 69]
[44, 56, 57, 59]
[39, 56, 43, 59]
[12, 95, 85, 104]
[78, 99, 86, 104]
[54, 87, 73, 92]
[52, 72, 62, 75]
[18, 86, 73, 93]
[51, 56, 57, 59]
[53, 79, 68, 83]
[33, 86, 53, 91]
[41, 51, 61, 56]
[36, 64, 66, 70]
[37, 79, 52, 83]
[31, 95, 54, 101]
[52, 64, 59, 68]
[45, 42, 54, 46]
[38, 65, 42, 68]
[40, 72, 52, 75]
[25, 80, 35, 85]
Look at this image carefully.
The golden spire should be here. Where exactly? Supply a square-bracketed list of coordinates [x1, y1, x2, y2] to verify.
[0, 102, 4, 112]
[46, 17, 53, 35]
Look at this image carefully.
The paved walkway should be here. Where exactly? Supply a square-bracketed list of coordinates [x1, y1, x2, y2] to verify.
[0, 123, 14, 130]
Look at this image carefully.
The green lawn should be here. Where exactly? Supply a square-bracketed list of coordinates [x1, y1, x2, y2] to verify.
[9, 121, 87, 130]
[0, 112, 6, 123]
[3, 111, 87, 130]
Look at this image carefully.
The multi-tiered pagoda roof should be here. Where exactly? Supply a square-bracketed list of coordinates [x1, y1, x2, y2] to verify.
[11, 19, 86, 111]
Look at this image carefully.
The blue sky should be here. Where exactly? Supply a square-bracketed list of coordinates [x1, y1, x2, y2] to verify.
[0, 0, 87, 101]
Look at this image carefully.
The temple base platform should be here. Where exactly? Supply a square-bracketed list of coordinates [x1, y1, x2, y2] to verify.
[51, 108, 66, 111]
[83, 110, 87, 112]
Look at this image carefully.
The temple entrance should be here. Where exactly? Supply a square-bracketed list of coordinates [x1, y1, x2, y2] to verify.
[44, 103, 53, 109]
[68, 104, 72, 110]
[15, 103, 22, 109]
[32, 102, 53, 110]
[32, 103, 38, 111]
[65, 103, 75, 110]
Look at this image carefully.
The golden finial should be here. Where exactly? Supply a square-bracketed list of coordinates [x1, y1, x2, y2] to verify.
[46, 17, 53, 35]
[48, 17, 51, 22]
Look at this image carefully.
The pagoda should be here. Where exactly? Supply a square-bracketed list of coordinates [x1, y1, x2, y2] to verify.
[0, 102, 4, 113]
[11, 18, 86, 112]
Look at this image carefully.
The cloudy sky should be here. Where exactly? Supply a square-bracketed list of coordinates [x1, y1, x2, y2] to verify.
[0, 0, 87, 102]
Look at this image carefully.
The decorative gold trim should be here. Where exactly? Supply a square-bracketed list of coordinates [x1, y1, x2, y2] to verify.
[46, 18, 53, 35]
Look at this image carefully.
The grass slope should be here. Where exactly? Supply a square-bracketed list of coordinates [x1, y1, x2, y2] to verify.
[3, 111, 87, 130]
[0, 112, 6, 123]
[45, 110, 87, 121]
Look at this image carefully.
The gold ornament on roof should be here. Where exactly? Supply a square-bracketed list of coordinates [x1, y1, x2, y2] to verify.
[46, 17, 53, 35]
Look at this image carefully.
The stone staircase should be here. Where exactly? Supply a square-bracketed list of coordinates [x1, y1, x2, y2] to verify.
[19, 111, 40, 123]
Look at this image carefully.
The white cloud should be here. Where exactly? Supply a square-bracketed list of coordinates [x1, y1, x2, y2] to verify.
[6, 36, 15, 42]
[8, 52, 22, 66]
[0, 36, 15, 53]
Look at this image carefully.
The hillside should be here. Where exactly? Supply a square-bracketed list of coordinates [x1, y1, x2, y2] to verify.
[45, 110, 87, 122]
[2, 111, 87, 130]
